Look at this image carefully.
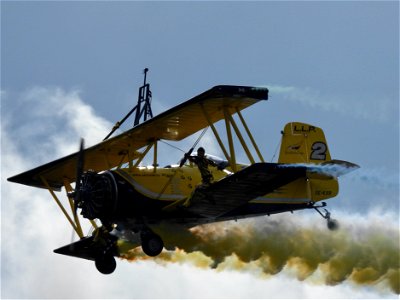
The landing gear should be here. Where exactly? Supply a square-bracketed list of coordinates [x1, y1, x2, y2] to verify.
[92, 226, 118, 274]
[313, 202, 339, 231]
[140, 231, 164, 257]
[95, 254, 116, 274]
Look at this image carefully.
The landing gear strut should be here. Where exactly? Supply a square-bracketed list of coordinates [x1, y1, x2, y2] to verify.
[313, 202, 339, 231]
[93, 226, 118, 274]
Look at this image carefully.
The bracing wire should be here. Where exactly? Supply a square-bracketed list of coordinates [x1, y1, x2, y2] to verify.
[159, 140, 186, 153]
[192, 127, 209, 150]
[159, 127, 209, 154]
[156, 127, 209, 200]
[270, 138, 281, 162]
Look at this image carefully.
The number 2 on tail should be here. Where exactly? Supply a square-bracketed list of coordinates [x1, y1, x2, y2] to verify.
[311, 142, 327, 160]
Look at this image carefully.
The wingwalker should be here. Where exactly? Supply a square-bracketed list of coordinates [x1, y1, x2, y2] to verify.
[8, 70, 359, 274]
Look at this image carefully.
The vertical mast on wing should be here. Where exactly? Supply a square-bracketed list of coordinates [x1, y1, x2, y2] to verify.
[134, 68, 153, 126]
[103, 68, 154, 141]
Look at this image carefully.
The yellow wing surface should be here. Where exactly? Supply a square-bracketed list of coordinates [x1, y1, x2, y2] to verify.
[8, 85, 269, 190]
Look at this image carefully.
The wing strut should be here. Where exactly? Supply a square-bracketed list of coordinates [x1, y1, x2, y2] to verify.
[200, 103, 231, 162]
[40, 176, 84, 238]
[224, 107, 237, 172]
[226, 111, 255, 164]
[200, 103, 266, 172]
[236, 109, 264, 162]
[133, 143, 154, 169]
[63, 179, 84, 238]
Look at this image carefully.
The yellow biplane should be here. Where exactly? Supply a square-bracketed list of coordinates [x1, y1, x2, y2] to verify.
[8, 82, 359, 274]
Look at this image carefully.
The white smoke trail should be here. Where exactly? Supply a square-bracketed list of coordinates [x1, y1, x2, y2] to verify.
[266, 84, 396, 123]
[279, 161, 360, 177]
[346, 167, 399, 191]
[279, 162, 398, 194]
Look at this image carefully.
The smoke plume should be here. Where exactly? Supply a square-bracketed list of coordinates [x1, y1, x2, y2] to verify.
[120, 213, 399, 295]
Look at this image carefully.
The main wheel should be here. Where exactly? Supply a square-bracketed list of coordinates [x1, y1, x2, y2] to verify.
[141, 233, 164, 257]
[95, 255, 117, 274]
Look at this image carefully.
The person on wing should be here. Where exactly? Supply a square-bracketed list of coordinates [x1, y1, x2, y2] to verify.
[185, 147, 217, 185]
[182, 147, 217, 208]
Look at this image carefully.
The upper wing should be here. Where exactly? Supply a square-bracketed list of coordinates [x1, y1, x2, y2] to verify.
[186, 163, 306, 218]
[8, 85, 268, 190]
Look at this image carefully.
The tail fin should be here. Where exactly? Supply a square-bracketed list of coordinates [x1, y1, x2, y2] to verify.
[278, 122, 331, 164]
[277, 122, 359, 202]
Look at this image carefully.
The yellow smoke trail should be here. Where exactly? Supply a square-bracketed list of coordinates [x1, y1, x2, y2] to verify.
[120, 214, 399, 295]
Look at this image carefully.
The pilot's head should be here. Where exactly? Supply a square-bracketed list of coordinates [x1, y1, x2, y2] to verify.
[197, 147, 205, 157]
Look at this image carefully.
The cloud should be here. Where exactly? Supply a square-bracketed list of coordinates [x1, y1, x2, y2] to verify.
[2, 86, 398, 298]
[266, 84, 397, 123]
[2, 87, 115, 167]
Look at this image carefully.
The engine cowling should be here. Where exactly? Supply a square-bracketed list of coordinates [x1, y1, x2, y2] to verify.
[78, 171, 118, 221]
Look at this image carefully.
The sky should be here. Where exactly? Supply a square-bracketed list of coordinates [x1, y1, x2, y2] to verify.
[1, 1, 399, 299]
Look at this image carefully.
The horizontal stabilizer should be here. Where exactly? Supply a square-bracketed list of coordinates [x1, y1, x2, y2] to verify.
[54, 236, 105, 261]
[306, 160, 360, 177]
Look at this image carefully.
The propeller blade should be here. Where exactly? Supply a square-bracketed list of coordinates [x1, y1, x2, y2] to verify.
[74, 138, 85, 213]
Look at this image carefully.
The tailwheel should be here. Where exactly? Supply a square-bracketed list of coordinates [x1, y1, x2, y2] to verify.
[327, 218, 339, 231]
[313, 202, 339, 231]
[141, 231, 164, 257]
[95, 254, 116, 274]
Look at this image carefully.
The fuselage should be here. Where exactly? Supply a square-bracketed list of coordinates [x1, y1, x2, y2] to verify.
[86, 161, 339, 229]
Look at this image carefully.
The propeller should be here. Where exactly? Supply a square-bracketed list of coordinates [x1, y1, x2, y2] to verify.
[69, 138, 85, 247]
[74, 138, 85, 215]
